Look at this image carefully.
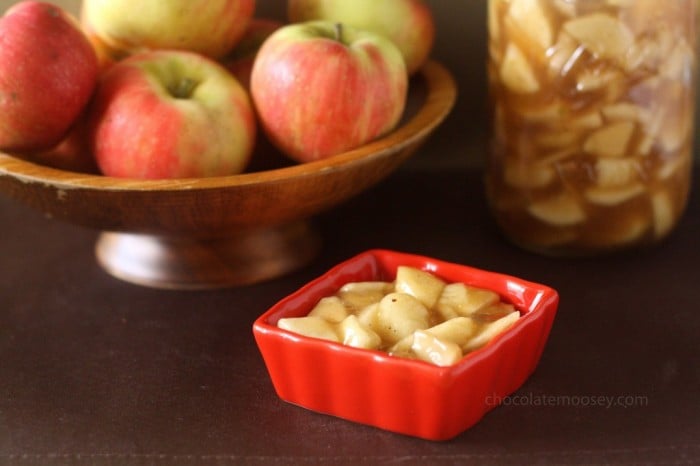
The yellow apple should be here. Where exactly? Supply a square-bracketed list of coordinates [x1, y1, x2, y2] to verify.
[81, 0, 256, 59]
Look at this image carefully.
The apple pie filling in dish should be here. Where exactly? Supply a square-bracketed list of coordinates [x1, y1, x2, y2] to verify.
[277, 265, 520, 367]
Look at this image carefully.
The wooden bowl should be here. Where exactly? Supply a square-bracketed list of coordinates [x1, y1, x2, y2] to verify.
[0, 60, 457, 289]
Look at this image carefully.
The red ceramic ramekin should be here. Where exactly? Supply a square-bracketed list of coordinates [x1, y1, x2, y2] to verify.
[252, 249, 559, 441]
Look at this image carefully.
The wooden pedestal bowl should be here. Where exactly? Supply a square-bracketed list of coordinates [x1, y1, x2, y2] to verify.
[0, 60, 456, 289]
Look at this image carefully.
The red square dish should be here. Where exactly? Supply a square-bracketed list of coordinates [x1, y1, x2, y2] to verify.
[252, 249, 559, 440]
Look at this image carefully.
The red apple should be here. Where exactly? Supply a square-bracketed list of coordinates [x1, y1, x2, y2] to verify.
[88, 50, 256, 180]
[250, 21, 408, 163]
[222, 18, 284, 90]
[0, 1, 99, 152]
[81, 0, 256, 59]
[28, 111, 99, 174]
[288, 0, 435, 75]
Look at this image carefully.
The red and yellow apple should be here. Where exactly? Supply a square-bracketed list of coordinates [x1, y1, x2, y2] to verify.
[222, 18, 284, 90]
[88, 50, 256, 179]
[0, 1, 99, 153]
[81, 0, 256, 59]
[288, 0, 435, 75]
[250, 21, 408, 163]
[28, 112, 99, 174]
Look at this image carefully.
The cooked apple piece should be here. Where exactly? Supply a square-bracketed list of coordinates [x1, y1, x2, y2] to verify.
[651, 190, 675, 238]
[576, 69, 622, 93]
[387, 333, 415, 357]
[473, 302, 517, 323]
[528, 192, 587, 226]
[463, 312, 520, 353]
[516, 100, 567, 123]
[636, 134, 654, 157]
[594, 158, 641, 187]
[583, 121, 635, 158]
[356, 302, 380, 332]
[507, 0, 554, 50]
[339, 281, 392, 311]
[658, 120, 689, 154]
[656, 86, 692, 153]
[308, 296, 349, 323]
[339, 281, 393, 294]
[535, 130, 580, 149]
[585, 183, 646, 206]
[547, 32, 582, 78]
[500, 43, 540, 94]
[411, 330, 463, 367]
[278, 316, 340, 343]
[338, 315, 382, 350]
[625, 36, 667, 73]
[376, 292, 431, 345]
[389, 316, 478, 355]
[551, 0, 576, 17]
[660, 40, 695, 82]
[538, 148, 576, 165]
[607, 0, 635, 7]
[563, 13, 634, 65]
[436, 283, 501, 320]
[395, 266, 446, 309]
[656, 153, 689, 181]
[570, 111, 603, 130]
[601, 103, 651, 125]
[425, 317, 479, 348]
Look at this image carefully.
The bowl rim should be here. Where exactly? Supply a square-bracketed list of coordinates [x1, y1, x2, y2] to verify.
[0, 60, 457, 193]
[253, 249, 560, 378]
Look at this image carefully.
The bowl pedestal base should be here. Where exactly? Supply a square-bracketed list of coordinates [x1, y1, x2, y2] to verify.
[95, 221, 321, 290]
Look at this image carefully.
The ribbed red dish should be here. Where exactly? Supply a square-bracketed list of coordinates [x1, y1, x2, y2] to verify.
[252, 249, 559, 440]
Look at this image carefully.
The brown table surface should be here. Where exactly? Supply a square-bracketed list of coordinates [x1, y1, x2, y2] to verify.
[1, 164, 699, 465]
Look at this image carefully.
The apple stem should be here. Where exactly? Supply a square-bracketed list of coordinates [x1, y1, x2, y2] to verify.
[170, 78, 197, 99]
[334, 22, 344, 43]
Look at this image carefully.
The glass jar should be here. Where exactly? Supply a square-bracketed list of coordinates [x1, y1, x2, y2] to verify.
[486, 0, 697, 255]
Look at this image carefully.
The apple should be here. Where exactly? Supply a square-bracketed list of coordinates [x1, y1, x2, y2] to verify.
[88, 50, 256, 179]
[250, 21, 408, 163]
[288, 0, 435, 75]
[28, 112, 99, 174]
[81, 0, 256, 59]
[0, 1, 99, 153]
[222, 18, 284, 89]
[81, 20, 124, 72]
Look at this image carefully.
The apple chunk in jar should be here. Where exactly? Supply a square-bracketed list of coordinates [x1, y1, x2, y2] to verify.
[486, 0, 697, 255]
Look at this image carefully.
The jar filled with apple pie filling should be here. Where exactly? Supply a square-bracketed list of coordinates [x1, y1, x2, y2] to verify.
[486, 0, 697, 255]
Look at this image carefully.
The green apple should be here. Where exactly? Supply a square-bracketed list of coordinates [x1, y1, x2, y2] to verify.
[288, 0, 435, 74]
